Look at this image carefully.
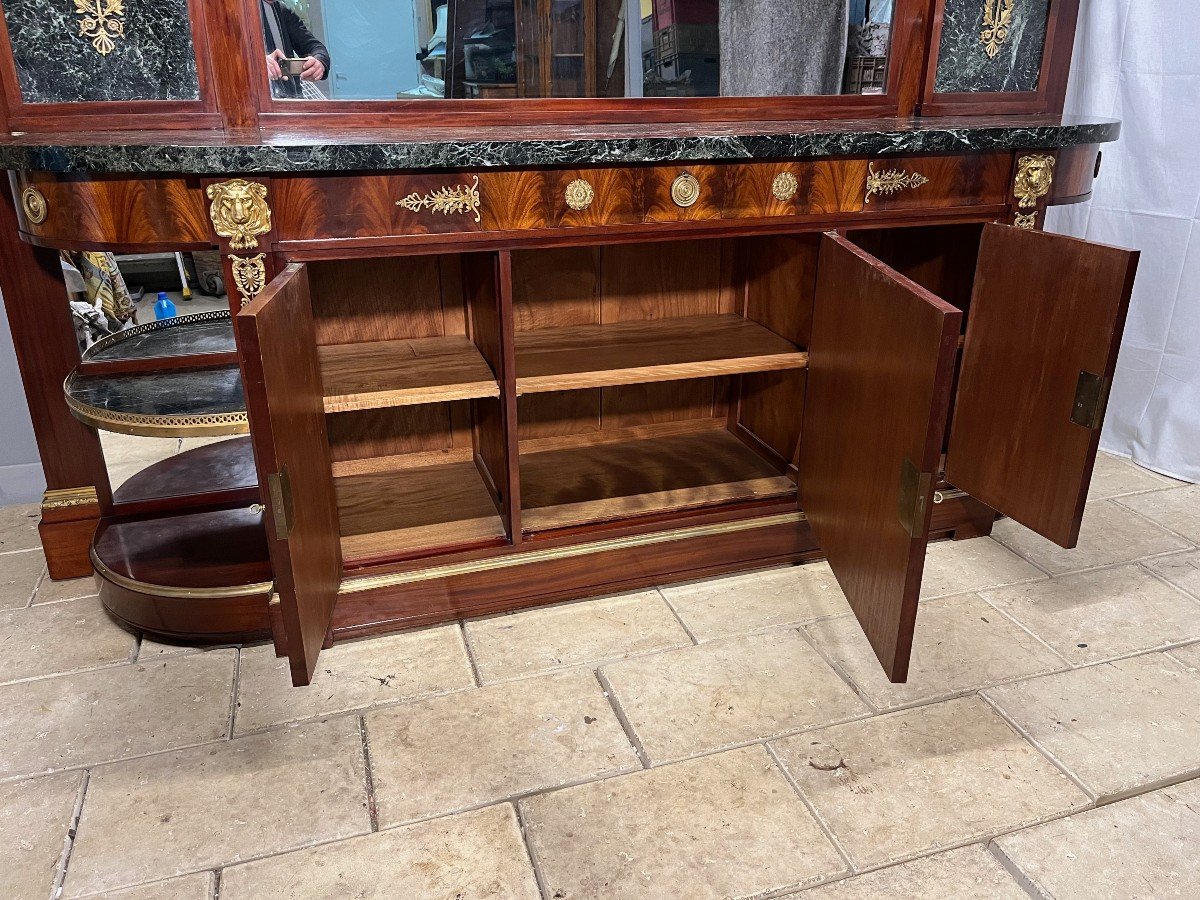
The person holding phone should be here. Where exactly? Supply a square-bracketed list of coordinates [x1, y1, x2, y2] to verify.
[260, 0, 331, 99]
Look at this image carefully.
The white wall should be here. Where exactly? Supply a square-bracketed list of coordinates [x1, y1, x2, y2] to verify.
[0, 288, 45, 505]
[1047, 0, 1199, 483]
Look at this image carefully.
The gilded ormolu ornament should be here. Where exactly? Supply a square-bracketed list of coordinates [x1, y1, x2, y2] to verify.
[1014, 154, 1056, 209]
[206, 179, 272, 251]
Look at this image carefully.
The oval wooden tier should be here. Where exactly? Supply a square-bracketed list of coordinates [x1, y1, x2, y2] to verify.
[95, 437, 273, 644]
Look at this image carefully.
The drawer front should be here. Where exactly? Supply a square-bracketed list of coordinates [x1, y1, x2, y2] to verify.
[272, 154, 1013, 245]
[11, 172, 212, 249]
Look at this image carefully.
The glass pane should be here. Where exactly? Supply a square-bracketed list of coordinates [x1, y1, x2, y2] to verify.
[259, 0, 895, 100]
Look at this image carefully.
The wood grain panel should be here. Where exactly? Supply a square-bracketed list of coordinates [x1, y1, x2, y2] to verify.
[510, 245, 600, 330]
[946, 224, 1139, 548]
[643, 165, 726, 223]
[863, 153, 1011, 212]
[12, 172, 211, 249]
[600, 240, 729, 321]
[801, 234, 961, 683]
[306, 255, 457, 345]
[741, 234, 821, 345]
[236, 263, 341, 685]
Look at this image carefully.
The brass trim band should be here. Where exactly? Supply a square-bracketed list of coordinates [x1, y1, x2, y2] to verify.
[42, 486, 99, 510]
[340, 511, 806, 594]
[92, 546, 273, 600]
[63, 375, 250, 438]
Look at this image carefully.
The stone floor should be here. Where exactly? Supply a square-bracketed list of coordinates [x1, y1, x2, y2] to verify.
[2, 452, 1199, 899]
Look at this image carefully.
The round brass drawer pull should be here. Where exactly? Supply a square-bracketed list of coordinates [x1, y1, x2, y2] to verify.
[21, 186, 48, 225]
[565, 178, 595, 211]
[772, 172, 799, 202]
[671, 172, 701, 208]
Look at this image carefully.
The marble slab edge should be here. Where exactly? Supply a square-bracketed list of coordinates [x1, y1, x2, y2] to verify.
[0, 120, 1120, 174]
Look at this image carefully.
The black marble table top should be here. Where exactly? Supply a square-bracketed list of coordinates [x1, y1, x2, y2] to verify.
[83, 311, 235, 363]
[0, 115, 1119, 175]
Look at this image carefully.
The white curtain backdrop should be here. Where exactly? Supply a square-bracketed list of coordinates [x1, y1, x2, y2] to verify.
[1047, 0, 1200, 482]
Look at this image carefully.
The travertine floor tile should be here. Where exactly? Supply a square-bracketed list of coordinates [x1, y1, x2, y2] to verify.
[982, 564, 1200, 664]
[32, 574, 98, 605]
[919, 538, 1046, 599]
[1146, 550, 1200, 600]
[773, 696, 1087, 868]
[1, 595, 137, 685]
[367, 670, 637, 827]
[64, 718, 370, 897]
[661, 561, 849, 641]
[993, 778, 1200, 899]
[235, 625, 474, 733]
[136, 637, 208, 661]
[221, 804, 539, 900]
[522, 746, 847, 900]
[0, 651, 235, 780]
[805, 594, 1064, 710]
[0, 503, 40, 553]
[601, 629, 868, 764]
[787, 845, 1025, 899]
[0, 771, 83, 900]
[99, 434, 180, 491]
[1171, 641, 1200, 668]
[465, 591, 690, 682]
[1120, 485, 1200, 544]
[1087, 452, 1179, 500]
[985, 651, 1200, 801]
[993, 500, 1189, 575]
[0, 548, 44, 611]
[90, 871, 215, 899]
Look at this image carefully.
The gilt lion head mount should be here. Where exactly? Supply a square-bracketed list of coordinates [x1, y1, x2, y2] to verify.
[206, 179, 272, 250]
[1014, 155, 1055, 210]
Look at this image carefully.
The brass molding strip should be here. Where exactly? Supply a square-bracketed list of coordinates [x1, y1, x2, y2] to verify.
[91, 546, 273, 600]
[339, 512, 806, 595]
[42, 486, 99, 510]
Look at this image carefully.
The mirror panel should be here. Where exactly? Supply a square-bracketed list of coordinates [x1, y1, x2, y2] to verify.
[257, 0, 897, 101]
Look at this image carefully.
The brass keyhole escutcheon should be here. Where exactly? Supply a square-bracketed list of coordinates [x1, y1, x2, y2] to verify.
[565, 178, 595, 211]
[671, 172, 701, 208]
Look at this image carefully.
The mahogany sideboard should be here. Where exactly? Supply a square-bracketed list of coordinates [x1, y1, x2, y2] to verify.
[0, 0, 1140, 686]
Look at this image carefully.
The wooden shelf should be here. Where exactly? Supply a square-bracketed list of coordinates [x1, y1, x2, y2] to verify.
[334, 457, 506, 563]
[520, 426, 796, 532]
[514, 314, 808, 395]
[319, 335, 499, 413]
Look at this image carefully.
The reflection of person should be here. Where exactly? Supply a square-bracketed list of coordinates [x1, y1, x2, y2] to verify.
[260, 0, 331, 99]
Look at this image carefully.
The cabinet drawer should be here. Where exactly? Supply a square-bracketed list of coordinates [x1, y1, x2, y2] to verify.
[272, 154, 1013, 246]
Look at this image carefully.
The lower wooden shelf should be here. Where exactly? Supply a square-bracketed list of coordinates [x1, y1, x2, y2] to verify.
[514, 314, 808, 394]
[519, 426, 797, 533]
[334, 456, 507, 563]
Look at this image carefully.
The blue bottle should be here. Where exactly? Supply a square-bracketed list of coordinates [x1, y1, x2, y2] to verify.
[153, 291, 176, 320]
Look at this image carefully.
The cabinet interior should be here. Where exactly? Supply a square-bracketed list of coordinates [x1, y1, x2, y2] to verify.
[302, 226, 987, 569]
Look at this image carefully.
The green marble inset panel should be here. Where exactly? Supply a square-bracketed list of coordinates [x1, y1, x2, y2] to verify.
[4, 0, 200, 103]
[934, 0, 1050, 94]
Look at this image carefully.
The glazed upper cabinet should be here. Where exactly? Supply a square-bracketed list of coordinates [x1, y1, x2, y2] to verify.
[0, 0, 227, 130]
[922, 0, 1080, 115]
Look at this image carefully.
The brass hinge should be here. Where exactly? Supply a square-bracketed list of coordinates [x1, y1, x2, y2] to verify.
[898, 457, 934, 539]
[266, 466, 294, 541]
[1071, 370, 1112, 430]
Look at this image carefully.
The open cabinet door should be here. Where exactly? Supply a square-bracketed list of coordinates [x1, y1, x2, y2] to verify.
[801, 234, 962, 682]
[237, 264, 342, 686]
[946, 224, 1140, 548]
